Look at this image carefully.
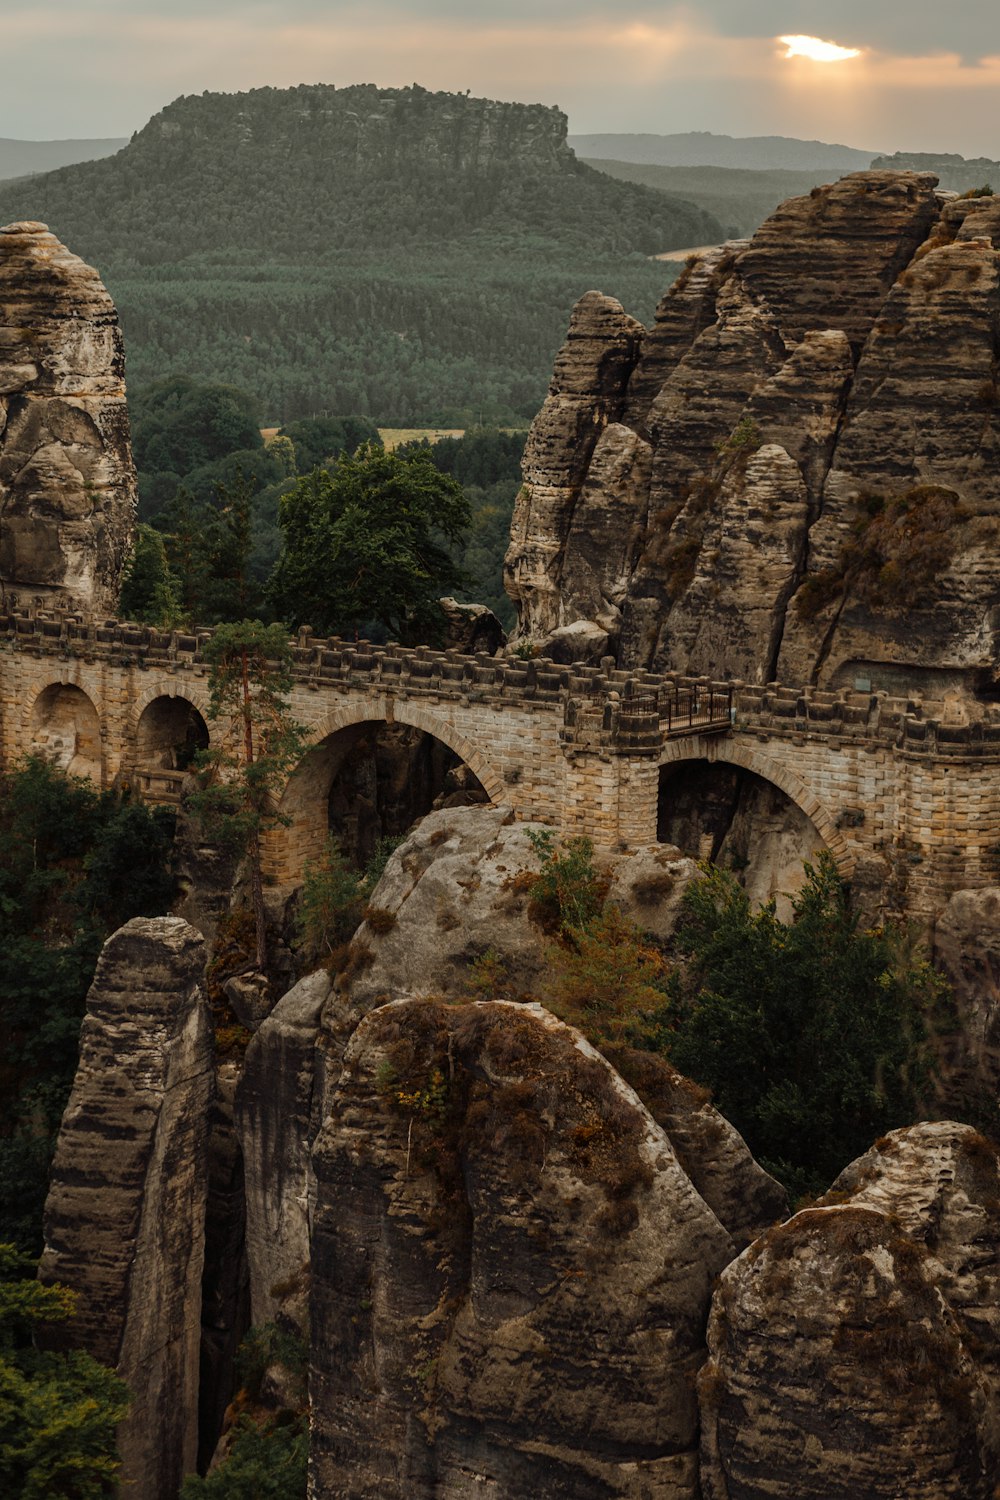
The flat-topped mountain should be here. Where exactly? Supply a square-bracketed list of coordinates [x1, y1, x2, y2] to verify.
[0, 85, 721, 422]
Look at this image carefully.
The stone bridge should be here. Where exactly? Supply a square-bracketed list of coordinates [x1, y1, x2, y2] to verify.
[2, 608, 1000, 921]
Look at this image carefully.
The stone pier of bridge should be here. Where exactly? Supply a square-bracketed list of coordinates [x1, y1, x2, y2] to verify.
[3, 609, 1000, 923]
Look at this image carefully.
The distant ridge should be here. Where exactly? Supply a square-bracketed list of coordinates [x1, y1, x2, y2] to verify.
[0, 136, 128, 183]
[871, 151, 1000, 193]
[0, 84, 721, 424]
[569, 131, 876, 172]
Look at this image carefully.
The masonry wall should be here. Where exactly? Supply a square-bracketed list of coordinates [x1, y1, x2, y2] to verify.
[2, 612, 1000, 921]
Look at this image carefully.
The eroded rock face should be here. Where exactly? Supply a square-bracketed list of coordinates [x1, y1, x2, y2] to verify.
[310, 998, 735, 1499]
[934, 885, 1000, 1100]
[235, 969, 330, 1325]
[40, 917, 212, 1500]
[506, 171, 1000, 698]
[700, 1122, 1000, 1499]
[341, 804, 703, 1015]
[0, 221, 136, 612]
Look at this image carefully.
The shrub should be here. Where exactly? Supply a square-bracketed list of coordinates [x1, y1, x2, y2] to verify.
[296, 838, 363, 962]
[540, 906, 673, 1046]
[664, 853, 953, 1197]
[525, 829, 607, 934]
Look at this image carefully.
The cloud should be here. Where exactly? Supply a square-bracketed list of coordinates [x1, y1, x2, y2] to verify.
[2, 1, 1000, 156]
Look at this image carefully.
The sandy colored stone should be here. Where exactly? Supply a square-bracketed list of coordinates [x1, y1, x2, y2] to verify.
[0, 220, 136, 611]
[310, 997, 734, 1498]
[700, 1122, 1000, 1499]
[40, 917, 212, 1500]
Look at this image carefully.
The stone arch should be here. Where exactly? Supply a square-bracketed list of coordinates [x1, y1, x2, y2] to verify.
[134, 694, 210, 770]
[27, 681, 103, 785]
[658, 735, 852, 896]
[267, 696, 505, 883]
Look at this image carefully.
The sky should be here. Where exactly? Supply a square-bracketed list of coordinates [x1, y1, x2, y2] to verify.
[3, 0, 999, 157]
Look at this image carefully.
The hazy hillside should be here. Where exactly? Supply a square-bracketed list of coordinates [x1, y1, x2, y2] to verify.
[872, 151, 1000, 192]
[583, 159, 841, 239]
[0, 84, 719, 424]
[569, 130, 875, 171]
[0, 135, 128, 182]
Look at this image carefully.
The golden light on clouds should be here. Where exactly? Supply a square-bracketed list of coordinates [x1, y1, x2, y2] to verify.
[779, 34, 862, 64]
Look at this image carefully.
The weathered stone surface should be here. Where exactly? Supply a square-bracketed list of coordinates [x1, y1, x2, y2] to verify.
[341, 806, 703, 1015]
[699, 1122, 1000, 1499]
[437, 595, 506, 655]
[235, 969, 330, 1325]
[505, 291, 643, 645]
[40, 917, 212, 1500]
[602, 1046, 787, 1249]
[510, 171, 1000, 699]
[0, 220, 136, 611]
[934, 886, 1000, 1098]
[310, 997, 735, 1499]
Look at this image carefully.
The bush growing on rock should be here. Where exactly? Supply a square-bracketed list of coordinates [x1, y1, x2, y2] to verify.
[667, 853, 953, 1196]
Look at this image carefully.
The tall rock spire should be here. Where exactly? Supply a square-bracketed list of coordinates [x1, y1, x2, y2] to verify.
[0, 220, 136, 614]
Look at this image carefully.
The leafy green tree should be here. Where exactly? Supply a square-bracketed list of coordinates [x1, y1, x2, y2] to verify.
[277, 416, 381, 472]
[0, 1244, 130, 1499]
[0, 759, 176, 1251]
[267, 444, 471, 641]
[130, 375, 262, 476]
[118, 524, 181, 625]
[179, 1416, 306, 1499]
[667, 855, 951, 1196]
[190, 623, 305, 970]
[296, 838, 363, 966]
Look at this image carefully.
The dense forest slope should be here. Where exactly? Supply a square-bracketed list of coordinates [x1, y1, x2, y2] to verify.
[568, 130, 875, 171]
[582, 159, 833, 239]
[0, 85, 721, 424]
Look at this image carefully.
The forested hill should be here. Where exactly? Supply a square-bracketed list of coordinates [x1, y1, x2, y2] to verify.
[0, 84, 721, 424]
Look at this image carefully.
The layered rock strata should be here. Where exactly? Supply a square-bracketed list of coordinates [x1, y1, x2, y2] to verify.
[699, 1122, 1000, 1498]
[321, 805, 786, 1246]
[0, 220, 136, 611]
[40, 917, 213, 1500]
[506, 172, 1000, 698]
[310, 998, 735, 1499]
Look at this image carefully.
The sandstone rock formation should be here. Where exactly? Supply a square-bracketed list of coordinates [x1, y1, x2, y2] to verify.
[0, 220, 136, 612]
[328, 805, 785, 1248]
[506, 172, 1000, 699]
[40, 917, 213, 1500]
[934, 885, 1000, 1099]
[699, 1122, 1000, 1498]
[235, 969, 330, 1325]
[310, 997, 735, 1499]
[341, 804, 704, 1014]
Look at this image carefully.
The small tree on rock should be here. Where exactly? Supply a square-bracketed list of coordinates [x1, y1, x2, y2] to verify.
[190, 622, 306, 971]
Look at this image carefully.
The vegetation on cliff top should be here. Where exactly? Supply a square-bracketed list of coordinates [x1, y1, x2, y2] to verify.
[522, 835, 955, 1198]
[0, 84, 711, 424]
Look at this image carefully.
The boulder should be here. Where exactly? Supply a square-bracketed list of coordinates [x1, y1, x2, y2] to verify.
[310, 997, 735, 1498]
[699, 1121, 1000, 1499]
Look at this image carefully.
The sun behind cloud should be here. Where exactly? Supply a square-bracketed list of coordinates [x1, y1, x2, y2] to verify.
[779, 35, 862, 64]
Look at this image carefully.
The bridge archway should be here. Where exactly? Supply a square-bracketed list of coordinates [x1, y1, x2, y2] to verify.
[658, 737, 850, 916]
[268, 700, 505, 882]
[27, 682, 103, 785]
[135, 695, 210, 770]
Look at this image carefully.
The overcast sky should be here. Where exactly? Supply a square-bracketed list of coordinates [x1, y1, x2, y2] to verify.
[5, 1, 999, 156]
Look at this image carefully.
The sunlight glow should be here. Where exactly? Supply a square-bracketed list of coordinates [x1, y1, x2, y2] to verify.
[779, 34, 862, 64]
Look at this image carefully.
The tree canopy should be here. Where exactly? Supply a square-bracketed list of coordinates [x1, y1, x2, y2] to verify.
[0, 1244, 130, 1499]
[267, 444, 471, 641]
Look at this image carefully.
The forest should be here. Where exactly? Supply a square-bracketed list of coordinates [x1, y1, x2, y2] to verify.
[0, 83, 705, 424]
[128, 375, 524, 631]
